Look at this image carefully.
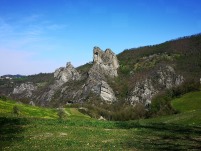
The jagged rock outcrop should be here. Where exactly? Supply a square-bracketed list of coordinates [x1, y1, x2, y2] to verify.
[129, 65, 184, 106]
[13, 82, 37, 98]
[93, 47, 119, 77]
[11, 62, 81, 106]
[157, 65, 184, 89]
[38, 62, 81, 105]
[11, 48, 119, 106]
[100, 81, 116, 103]
[129, 79, 157, 106]
[81, 47, 119, 103]
[54, 62, 80, 83]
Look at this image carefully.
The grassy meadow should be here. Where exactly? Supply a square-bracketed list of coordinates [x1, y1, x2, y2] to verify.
[1, 93, 201, 150]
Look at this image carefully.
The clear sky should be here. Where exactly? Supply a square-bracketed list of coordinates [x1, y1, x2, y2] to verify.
[0, 0, 201, 75]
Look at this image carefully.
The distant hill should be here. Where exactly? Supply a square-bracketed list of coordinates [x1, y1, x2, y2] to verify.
[1, 74, 26, 78]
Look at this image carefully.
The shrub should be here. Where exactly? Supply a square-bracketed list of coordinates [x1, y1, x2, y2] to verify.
[57, 108, 66, 120]
[150, 91, 176, 116]
[0, 96, 7, 101]
[13, 105, 20, 116]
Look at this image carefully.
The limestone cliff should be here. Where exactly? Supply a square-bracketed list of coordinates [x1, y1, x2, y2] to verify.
[13, 82, 37, 98]
[93, 47, 119, 77]
[38, 62, 81, 105]
[128, 65, 184, 106]
[54, 62, 80, 82]
[11, 47, 119, 106]
[82, 47, 119, 103]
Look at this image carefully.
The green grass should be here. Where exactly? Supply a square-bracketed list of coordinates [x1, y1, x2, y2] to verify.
[0, 100, 57, 119]
[1, 99, 201, 150]
[171, 91, 201, 112]
[0, 100, 90, 120]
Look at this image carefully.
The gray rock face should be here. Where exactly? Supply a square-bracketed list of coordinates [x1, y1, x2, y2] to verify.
[13, 82, 37, 98]
[93, 47, 119, 77]
[129, 79, 158, 106]
[54, 62, 80, 83]
[82, 71, 117, 103]
[157, 65, 184, 89]
[11, 47, 119, 106]
[37, 62, 81, 106]
[129, 65, 184, 106]
[100, 81, 116, 103]
[39, 80, 64, 103]
[81, 48, 119, 103]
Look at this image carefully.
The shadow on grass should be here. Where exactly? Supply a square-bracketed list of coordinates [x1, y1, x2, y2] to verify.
[115, 121, 201, 150]
[0, 116, 29, 150]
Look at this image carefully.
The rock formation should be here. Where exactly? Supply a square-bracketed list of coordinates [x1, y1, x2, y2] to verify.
[54, 62, 80, 83]
[81, 47, 119, 103]
[100, 81, 116, 103]
[13, 82, 37, 98]
[128, 65, 184, 106]
[93, 47, 119, 77]
[38, 62, 81, 105]
[10, 47, 186, 107]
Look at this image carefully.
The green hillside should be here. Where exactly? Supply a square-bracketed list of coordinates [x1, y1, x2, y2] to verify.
[1, 99, 201, 150]
[139, 91, 201, 125]
[0, 99, 90, 120]
[172, 91, 201, 112]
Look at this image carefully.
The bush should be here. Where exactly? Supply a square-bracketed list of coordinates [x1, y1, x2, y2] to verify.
[171, 80, 200, 97]
[80, 101, 147, 121]
[0, 96, 7, 101]
[13, 105, 20, 116]
[57, 108, 66, 120]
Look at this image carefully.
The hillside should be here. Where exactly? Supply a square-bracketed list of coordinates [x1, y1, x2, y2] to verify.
[0, 99, 90, 120]
[1, 97, 201, 150]
[118, 34, 201, 77]
[114, 34, 201, 97]
[172, 91, 201, 112]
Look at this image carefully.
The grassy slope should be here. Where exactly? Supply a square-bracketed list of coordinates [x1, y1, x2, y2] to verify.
[139, 91, 201, 126]
[0, 100, 57, 119]
[171, 91, 201, 112]
[1, 99, 201, 150]
[0, 100, 90, 120]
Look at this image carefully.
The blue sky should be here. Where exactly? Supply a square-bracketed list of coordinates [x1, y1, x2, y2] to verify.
[0, 0, 201, 75]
